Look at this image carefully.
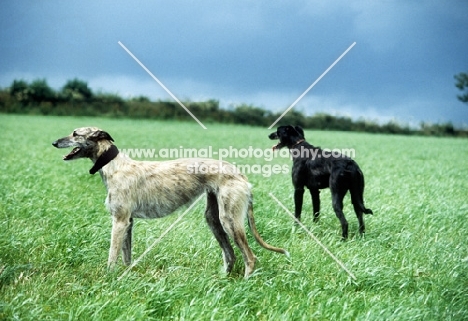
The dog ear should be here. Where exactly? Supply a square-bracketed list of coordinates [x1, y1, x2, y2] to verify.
[90, 130, 114, 142]
[294, 126, 305, 138]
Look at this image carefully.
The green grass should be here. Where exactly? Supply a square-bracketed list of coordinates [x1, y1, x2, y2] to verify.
[1, 114, 467, 320]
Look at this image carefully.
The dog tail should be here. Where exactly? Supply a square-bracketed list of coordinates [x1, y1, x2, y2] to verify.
[247, 199, 290, 257]
[350, 168, 373, 215]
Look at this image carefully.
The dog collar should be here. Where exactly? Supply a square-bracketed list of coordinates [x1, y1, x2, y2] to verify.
[89, 145, 119, 175]
[291, 139, 304, 148]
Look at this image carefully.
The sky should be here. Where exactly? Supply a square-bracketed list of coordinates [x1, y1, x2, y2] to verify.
[1, 1, 467, 127]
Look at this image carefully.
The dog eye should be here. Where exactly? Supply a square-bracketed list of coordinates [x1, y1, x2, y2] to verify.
[72, 131, 77, 137]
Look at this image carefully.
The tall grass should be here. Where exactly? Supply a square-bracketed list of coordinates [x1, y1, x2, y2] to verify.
[1, 114, 467, 320]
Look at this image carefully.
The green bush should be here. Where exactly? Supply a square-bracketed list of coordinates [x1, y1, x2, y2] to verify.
[0, 78, 466, 137]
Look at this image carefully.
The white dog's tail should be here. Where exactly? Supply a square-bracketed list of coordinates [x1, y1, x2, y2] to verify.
[246, 188, 289, 257]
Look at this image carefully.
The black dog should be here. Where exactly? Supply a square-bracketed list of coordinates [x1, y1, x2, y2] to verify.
[269, 125, 373, 239]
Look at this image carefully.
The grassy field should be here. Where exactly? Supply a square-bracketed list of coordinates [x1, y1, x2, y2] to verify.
[1, 114, 467, 320]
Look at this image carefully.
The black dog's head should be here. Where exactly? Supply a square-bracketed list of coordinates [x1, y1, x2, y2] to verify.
[269, 125, 305, 150]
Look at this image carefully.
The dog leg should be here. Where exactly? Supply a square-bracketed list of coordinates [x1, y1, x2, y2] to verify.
[231, 229, 256, 278]
[350, 169, 371, 235]
[221, 221, 256, 277]
[331, 189, 348, 239]
[205, 192, 236, 274]
[352, 203, 365, 235]
[108, 213, 131, 269]
[218, 195, 256, 278]
[310, 189, 321, 222]
[122, 217, 133, 265]
[294, 188, 305, 221]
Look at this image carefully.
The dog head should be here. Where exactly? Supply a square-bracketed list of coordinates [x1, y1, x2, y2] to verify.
[52, 127, 114, 160]
[268, 125, 305, 150]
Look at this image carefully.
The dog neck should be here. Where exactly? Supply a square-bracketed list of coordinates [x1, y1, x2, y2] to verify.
[89, 145, 119, 175]
[291, 139, 304, 148]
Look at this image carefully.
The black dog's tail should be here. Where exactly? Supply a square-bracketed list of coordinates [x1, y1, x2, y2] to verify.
[350, 168, 373, 215]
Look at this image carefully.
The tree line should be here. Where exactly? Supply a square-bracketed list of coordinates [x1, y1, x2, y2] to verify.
[0, 78, 466, 137]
